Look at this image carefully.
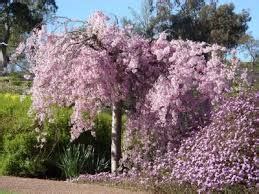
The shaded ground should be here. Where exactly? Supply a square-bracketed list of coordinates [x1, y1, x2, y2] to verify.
[0, 176, 148, 194]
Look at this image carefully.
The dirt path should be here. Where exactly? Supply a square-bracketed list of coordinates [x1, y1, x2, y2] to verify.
[0, 176, 148, 194]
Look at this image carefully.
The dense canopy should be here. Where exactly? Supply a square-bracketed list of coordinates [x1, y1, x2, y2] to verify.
[16, 12, 236, 139]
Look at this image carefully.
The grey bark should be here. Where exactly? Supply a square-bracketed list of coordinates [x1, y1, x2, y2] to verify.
[0, 45, 8, 75]
[0, 2, 10, 75]
[111, 101, 122, 173]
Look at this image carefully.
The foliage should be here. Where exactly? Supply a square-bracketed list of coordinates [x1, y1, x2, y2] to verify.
[0, 0, 57, 36]
[0, 132, 46, 177]
[58, 143, 110, 179]
[0, 0, 57, 73]
[240, 34, 259, 67]
[94, 111, 112, 151]
[0, 93, 41, 176]
[0, 75, 31, 94]
[0, 92, 113, 178]
[195, 3, 250, 48]
[58, 144, 92, 179]
[0, 93, 71, 177]
[119, 90, 257, 191]
[123, 0, 250, 49]
[0, 93, 33, 149]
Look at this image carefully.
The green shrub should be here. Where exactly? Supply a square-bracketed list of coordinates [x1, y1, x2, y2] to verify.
[0, 76, 31, 94]
[0, 93, 113, 178]
[0, 132, 46, 177]
[0, 93, 33, 152]
[95, 111, 112, 146]
[73, 111, 112, 164]
[0, 93, 71, 178]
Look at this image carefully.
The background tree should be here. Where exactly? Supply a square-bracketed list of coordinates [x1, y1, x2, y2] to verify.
[121, 0, 174, 38]
[0, 0, 57, 74]
[124, 0, 250, 49]
[197, 3, 250, 49]
[240, 34, 259, 71]
[121, 0, 155, 38]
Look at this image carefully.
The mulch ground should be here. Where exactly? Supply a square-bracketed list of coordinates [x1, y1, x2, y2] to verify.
[0, 176, 149, 194]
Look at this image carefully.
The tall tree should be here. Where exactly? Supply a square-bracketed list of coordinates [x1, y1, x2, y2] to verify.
[240, 34, 259, 71]
[125, 0, 250, 49]
[0, 0, 57, 74]
[121, 0, 155, 38]
[15, 12, 238, 173]
[198, 3, 251, 49]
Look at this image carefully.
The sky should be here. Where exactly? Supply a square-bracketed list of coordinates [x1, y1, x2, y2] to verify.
[56, 0, 259, 39]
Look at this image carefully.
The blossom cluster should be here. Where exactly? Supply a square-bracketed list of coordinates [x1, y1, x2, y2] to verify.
[171, 92, 258, 190]
[16, 12, 237, 140]
[124, 92, 258, 190]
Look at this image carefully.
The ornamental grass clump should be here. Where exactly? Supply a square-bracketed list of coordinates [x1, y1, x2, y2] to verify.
[58, 144, 91, 179]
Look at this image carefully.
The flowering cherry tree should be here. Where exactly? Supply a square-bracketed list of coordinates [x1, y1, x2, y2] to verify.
[15, 12, 239, 175]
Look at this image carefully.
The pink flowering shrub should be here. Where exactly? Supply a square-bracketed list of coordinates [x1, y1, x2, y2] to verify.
[119, 92, 258, 190]
[171, 92, 258, 190]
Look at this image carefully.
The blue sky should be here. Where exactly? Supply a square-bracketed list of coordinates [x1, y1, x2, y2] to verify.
[56, 0, 258, 39]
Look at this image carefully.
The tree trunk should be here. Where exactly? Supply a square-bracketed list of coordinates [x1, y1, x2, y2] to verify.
[1, 8, 10, 75]
[0, 45, 8, 75]
[111, 101, 122, 173]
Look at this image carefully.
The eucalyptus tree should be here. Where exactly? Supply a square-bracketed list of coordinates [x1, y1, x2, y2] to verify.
[0, 0, 57, 74]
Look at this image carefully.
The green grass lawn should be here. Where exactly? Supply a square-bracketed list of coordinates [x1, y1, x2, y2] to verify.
[0, 190, 17, 194]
